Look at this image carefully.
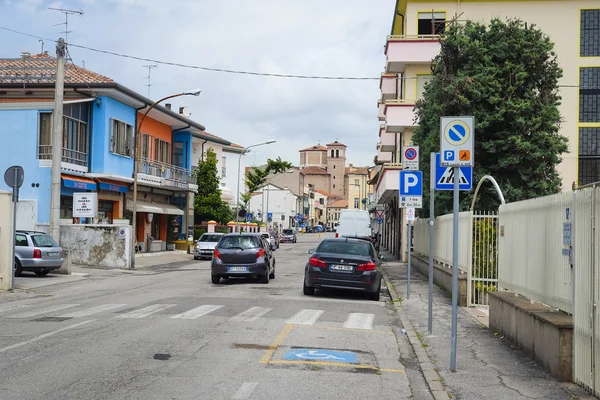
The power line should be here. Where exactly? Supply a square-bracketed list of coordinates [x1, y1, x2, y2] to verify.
[0, 25, 596, 88]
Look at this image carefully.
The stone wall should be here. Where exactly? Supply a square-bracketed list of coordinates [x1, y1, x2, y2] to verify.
[59, 224, 132, 269]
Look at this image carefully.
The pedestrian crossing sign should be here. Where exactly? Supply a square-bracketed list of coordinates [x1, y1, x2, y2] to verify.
[433, 153, 472, 191]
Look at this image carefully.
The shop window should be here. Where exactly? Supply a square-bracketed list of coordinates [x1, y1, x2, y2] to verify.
[60, 195, 73, 219]
[98, 200, 115, 224]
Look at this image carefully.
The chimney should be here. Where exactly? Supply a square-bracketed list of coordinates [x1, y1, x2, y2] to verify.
[165, 103, 171, 110]
[179, 107, 185, 115]
[20, 52, 31, 59]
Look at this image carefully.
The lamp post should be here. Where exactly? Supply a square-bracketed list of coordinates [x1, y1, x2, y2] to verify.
[131, 89, 201, 268]
[235, 140, 276, 233]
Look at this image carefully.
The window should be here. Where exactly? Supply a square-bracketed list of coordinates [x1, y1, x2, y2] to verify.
[333, 184, 336, 188]
[580, 67, 600, 123]
[335, 149, 339, 158]
[110, 119, 134, 157]
[31, 234, 59, 248]
[333, 165, 336, 169]
[222, 156, 227, 177]
[319, 198, 324, 205]
[354, 179, 359, 186]
[418, 12, 445, 36]
[141, 134, 152, 159]
[154, 139, 171, 163]
[581, 9, 600, 57]
[579, 127, 600, 185]
[354, 198, 360, 208]
[15, 234, 28, 247]
[416, 75, 432, 100]
[331, 149, 334, 157]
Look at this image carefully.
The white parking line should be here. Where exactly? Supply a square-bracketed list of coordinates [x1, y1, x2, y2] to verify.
[233, 382, 257, 399]
[116, 304, 176, 319]
[285, 309, 324, 325]
[171, 305, 223, 320]
[0, 320, 95, 354]
[343, 313, 375, 330]
[231, 307, 272, 322]
[60, 304, 127, 318]
[0, 303, 30, 315]
[10, 304, 79, 319]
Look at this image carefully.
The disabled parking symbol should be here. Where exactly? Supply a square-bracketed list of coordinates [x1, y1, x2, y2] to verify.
[284, 349, 357, 363]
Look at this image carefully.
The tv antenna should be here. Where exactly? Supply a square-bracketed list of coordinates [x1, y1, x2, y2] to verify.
[142, 65, 158, 99]
[48, 7, 84, 58]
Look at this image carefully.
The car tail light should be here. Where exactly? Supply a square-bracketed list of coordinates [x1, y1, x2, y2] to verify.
[213, 249, 221, 260]
[33, 249, 42, 259]
[309, 257, 326, 268]
[257, 248, 265, 259]
[357, 262, 376, 271]
[335, 233, 339, 238]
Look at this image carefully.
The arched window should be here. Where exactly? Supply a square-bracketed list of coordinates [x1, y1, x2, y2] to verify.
[335, 149, 339, 158]
[331, 150, 334, 157]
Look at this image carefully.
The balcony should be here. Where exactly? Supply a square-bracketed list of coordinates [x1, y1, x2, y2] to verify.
[378, 101, 385, 121]
[39, 145, 88, 173]
[379, 127, 396, 152]
[376, 164, 402, 204]
[380, 73, 398, 101]
[137, 158, 197, 191]
[384, 100, 417, 132]
[376, 145, 392, 164]
[385, 35, 442, 73]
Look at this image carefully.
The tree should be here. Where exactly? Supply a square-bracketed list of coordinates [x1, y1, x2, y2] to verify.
[412, 18, 568, 217]
[241, 157, 294, 209]
[194, 148, 232, 223]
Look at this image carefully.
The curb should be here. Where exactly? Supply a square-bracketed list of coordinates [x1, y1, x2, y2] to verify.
[381, 269, 450, 400]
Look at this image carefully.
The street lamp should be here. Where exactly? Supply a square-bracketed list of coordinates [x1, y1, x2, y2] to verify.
[235, 140, 276, 232]
[131, 89, 201, 268]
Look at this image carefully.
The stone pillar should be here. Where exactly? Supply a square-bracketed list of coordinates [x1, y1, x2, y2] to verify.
[207, 221, 216, 233]
[53, 248, 72, 275]
[0, 191, 13, 291]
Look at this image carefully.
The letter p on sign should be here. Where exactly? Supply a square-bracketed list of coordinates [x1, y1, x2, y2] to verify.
[399, 170, 423, 197]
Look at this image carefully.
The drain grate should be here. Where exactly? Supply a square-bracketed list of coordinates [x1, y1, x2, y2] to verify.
[153, 353, 171, 360]
[33, 316, 72, 322]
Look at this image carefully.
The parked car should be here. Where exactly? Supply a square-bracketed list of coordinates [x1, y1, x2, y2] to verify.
[194, 233, 225, 260]
[260, 232, 278, 251]
[280, 228, 297, 243]
[303, 237, 385, 301]
[335, 209, 372, 240]
[211, 233, 275, 284]
[14, 230, 64, 276]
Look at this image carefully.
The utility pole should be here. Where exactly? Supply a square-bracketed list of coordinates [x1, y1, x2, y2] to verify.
[49, 38, 66, 242]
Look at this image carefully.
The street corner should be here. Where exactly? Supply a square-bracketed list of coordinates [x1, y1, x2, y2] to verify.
[259, 324, 405, 375]
[13, 273, 88, 291]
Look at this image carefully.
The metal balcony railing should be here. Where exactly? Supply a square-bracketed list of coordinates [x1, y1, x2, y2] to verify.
[137, 157, 197, 184]
[387, 34, 443, 41]
[38, 145, 89, 167]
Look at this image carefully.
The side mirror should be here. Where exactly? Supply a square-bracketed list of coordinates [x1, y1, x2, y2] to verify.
[308, 249, 315, 254]
[379, 254, 387, 261]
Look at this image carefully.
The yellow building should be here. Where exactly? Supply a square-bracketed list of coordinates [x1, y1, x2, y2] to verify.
[345, 165, 373, 210]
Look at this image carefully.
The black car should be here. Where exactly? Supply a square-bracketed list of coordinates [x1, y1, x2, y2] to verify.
[303, 238, 385, 301]
[211, 233, 275, 284]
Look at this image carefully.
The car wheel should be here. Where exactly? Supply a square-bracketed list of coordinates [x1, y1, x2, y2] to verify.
[269, 263, 275, 280]
[370, 281, 381, 301]
[193, 256, 199, 260]
[14, 259, 22, 277]
[35, 269, 50, 277]
[303, 282, 315, 295]
[211, 274, 220, 284]
[261, 271, 270, 284]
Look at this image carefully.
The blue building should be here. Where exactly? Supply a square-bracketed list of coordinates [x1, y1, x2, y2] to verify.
[0, 52, 230, 251]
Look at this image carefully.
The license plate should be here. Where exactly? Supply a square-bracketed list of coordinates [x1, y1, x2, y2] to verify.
[47, 252, 59, 257]
[330, 264, 353, 271]
[228, 266, 248, 272]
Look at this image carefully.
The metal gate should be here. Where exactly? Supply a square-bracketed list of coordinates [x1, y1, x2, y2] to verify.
[468, 211, 499, 306]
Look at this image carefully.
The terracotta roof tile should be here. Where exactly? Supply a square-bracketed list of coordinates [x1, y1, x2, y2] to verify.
[228, 142, 245, 149]
[328, 199, 348, 208]
[0, 53, 114, 84]
[326, 140, 346, 147]
[346, 166, 370, 175]
[301, 166, 328, 175]
[315, 189, 330, 197]
[300, 144, 327, 152]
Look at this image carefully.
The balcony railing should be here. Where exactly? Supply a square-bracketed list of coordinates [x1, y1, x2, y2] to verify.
[39, 145, 88, 167]
[137, 157, 197, 184]
[387, 34, 443, 41]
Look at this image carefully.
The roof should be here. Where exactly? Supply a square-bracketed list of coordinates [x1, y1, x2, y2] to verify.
[0, 53, 114, 84]
[328, 199, 348, 208]
[301, 166, 328, 175]
[315, 189, 330, 197]
[300, 144, 327, 152]
[326, 140, 346, 147]
[346, 166, 370, 175]
[229, 143, 245, 149]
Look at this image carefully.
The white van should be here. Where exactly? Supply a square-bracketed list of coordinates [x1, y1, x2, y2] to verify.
[335, 209, 372, 239]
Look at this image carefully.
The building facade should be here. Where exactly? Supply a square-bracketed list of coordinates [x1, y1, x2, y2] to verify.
[247, 184, 299, 230]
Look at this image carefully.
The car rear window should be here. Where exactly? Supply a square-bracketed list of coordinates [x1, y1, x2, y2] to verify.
[199, 234, 223, 242]
[283, 229, 293, 235]
[317, 241, 371, 256]
[219, 236, 261, 250]
[31, 234, 59, 248]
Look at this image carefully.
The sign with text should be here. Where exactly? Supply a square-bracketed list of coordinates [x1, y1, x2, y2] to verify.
[73, 192, 97, 218]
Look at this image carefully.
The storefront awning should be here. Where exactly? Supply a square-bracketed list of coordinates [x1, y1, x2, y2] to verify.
[97, 179, 129, 193]
[62, 174, 97, 191]
[126, 200, 163, 214]
[154, 201, 184, 216]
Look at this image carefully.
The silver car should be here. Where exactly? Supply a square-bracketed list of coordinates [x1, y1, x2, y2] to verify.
[194, 233, 225, 260]
[14, 231, 64, 276]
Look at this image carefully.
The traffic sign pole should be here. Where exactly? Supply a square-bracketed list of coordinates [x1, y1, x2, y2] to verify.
[407, 215, 411, 299]
[450, 166, 460, 372]
[429, 153, 435, 335]
[11, 168, 18, 284]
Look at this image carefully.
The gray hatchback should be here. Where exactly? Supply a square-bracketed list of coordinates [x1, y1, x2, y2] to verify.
[210, 233, 275, 284]
[14, 230, 64, 276]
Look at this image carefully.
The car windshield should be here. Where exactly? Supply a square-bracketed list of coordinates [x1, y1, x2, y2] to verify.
[219, 236, 261, 250]
[199, 234, 222, 242]
[283, 229, 293, 235]
[31, 234, 59, 248]
[317, 241, 371, 257]
[261, 234, 270, 239]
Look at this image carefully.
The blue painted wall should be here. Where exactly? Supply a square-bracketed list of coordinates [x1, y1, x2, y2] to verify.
[0, 109, 52, 223]
[91, 96, 135, 177]
[173, 131, 193, 169]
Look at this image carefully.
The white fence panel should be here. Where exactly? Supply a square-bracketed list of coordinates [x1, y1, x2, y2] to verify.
[413, 219, 429, 256]
[432, 211, 472, 273]
[498, 192, 573, 314]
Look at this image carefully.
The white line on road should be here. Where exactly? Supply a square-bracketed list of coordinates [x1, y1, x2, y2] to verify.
[0, 303, 31, 315]
[231, 307, 272, 322]
[343, 313, 375, 330]
[233, 382, 257, 399]
[116, 304, 176, 319]
[10, 304, 79, 319]
[60, 304, 127, 318]
[0, 320, 95, 354]
[285, 309, 324, 325]
[171, 305, 223, 320]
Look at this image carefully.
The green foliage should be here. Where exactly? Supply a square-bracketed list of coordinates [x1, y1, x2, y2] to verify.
[194, 148, 233, 224]
[240, 157, 294, 208]
[412, 18, 568, 217]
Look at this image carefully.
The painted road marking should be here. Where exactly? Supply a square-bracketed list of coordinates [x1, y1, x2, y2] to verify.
[10, 304, 79, 319]
[60, 304, 127, 318]
[0, 303, 31, 315]
[231, 307, 272, 322]
[171, 304, 223, 320]
[265, 360, 404, 373]
[117, 304, 176, 319]
[343, 313, 375, 330]
[285, 309, 324, 325]
[260, 324, 293, 363]
[0, 320, 95, 354]
[284, 349, 357, 363]
[232, 382, 258, 399]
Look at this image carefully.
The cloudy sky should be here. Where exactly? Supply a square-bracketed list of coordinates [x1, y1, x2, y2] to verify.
[1, 0, 394, 167]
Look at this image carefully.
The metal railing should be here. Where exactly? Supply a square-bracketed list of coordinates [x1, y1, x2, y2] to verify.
[38, 145, 88, 167]
[137, 157, 197, 184]
[387, 34, 443, 41]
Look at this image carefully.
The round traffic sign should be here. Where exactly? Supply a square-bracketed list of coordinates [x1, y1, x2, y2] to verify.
[444, 120, 470, 146]
[404, 148, 417, 160]
[3, 165, 24, 189]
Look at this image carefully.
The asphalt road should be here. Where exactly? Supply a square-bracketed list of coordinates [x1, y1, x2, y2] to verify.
[0, 233, 421, 400]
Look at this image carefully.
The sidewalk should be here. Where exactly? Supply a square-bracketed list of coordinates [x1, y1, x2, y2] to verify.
[380, 251, 592, 400]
